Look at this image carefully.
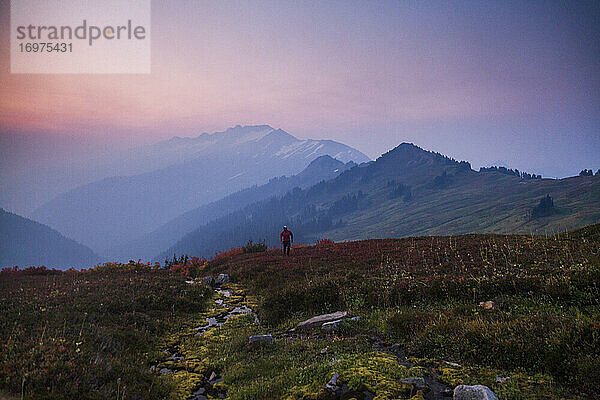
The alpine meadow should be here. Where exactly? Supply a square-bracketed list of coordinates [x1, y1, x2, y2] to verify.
[1, 1, 599, 400]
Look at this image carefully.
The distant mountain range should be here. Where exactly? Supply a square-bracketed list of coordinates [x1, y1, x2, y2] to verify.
[0, 208, 100, 269]
[107, 155, 356, 261]
[160, 143, 600, 259]
[31, 125, 370, 256]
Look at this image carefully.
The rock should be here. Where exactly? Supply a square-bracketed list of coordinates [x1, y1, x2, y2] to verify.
[325, 372, 340, 391]
[401, 377, 427, 391]
[208, 371, 217, 382]
[321, 319, 343, 333]
[390, 343, 406, 359]
[158, 368, 172, 374]
[348, 316, 361, 322]
[495, 376, 510, 383]
[214, 274, 230, 285]
[320, 347, 329, 354]
[248, 334, 273, 345]
[202, 276, 214, 285]
[479, 301, 495, 310]
[296, 311, 348, 330]
[453, 385, 499, 400]
[324, 372, 350, 396]
[443, 361, 462, 368]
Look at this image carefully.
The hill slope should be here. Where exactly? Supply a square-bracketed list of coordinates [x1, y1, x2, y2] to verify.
[161, 143, 600, 259]
[0, 208, 100, 269]
[107, 155, 356, 261]
[32, 125, 370, 255]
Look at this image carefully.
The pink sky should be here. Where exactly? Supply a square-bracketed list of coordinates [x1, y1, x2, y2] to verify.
[0, 1, 598, 176]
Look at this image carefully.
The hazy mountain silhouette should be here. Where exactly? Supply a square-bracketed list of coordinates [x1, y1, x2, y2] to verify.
[0, 208, 100, 269]
[107, 155, 356, 261]
[159, 143, 600, 259]
[31, 125, 370, 255]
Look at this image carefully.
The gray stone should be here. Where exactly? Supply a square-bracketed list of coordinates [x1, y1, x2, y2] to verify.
[325, 372, 342, 392]
[401, 377, 427, 391]
[348, 316, 361, 322]
[158, 368, 172, 374]
[321, 319, 343, 333]
[296, 311, 348, 330]
[214, 274, 230, 285]
[444, 361, 462, 368]
[453, 385, 499, 400]
[249, 334, 273, 345]
[202, 276, 214, 285]
[495, 376, 510, 384]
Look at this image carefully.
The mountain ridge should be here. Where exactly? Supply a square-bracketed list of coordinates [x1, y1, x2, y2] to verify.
[158, 142, 600, 259]
[106, 155, 357, 261]
[32, 125, 370, 255]
[0, 208, 100, 269]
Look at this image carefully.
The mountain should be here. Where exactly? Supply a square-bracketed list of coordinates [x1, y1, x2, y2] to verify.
[31, 125, 370, 256]
[107, 155, 356, 261]
[0, 208, 100, 269]
[159, 143, 600, 259]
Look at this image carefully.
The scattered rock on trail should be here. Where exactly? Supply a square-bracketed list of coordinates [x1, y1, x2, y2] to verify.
[453, 385, 499, 400]
[324, 372, 350, 397]
[443, 361, 462, 368]
[296, 311, 348, 330]
[321, 319, 342, 333]
[321, 315, 360, 332]
[249, 334, 273, 345]
[400, 377, 427, 391]
[214, 274, 231, 285]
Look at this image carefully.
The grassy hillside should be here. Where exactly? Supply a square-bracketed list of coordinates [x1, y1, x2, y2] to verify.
[2, 226, 598, 399]
[0, 208, 100, 269]
[195, 224, 600, 398]
[0, 263, 211, 399]
[162, 143, 600, 260]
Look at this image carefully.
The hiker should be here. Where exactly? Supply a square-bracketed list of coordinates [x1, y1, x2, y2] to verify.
[280, 225, 293, 256]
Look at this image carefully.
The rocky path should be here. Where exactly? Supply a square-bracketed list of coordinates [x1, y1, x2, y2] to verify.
[151, 279, 258, 400]
[151, 277, 498, 400]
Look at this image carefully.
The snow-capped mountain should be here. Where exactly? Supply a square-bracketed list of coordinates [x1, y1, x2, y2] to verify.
[32, 125, 370, 256]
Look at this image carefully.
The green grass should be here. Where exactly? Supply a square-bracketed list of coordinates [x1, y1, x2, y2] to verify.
[0, 262, 212, 399]
[2, 225, 599, 399]
[198, 224, 600, 398]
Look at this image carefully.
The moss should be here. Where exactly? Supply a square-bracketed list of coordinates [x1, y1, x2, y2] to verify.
[167, 370, 204, 400]
[409, 390, 426, 400]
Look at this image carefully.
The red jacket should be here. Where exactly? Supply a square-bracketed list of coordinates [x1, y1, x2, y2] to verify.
[280, 229, 293, 243]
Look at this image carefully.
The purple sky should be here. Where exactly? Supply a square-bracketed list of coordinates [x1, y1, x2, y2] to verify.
[0, 0, 599, 178]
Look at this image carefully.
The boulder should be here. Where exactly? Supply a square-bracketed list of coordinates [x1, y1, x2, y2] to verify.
[214, 274, 230, 285]
[453, 385, 499, 400]
[296, 311, 348, 330]
[248, 334, 273, 345]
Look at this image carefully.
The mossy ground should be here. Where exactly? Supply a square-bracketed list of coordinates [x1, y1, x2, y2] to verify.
[158, 284, 577, 399]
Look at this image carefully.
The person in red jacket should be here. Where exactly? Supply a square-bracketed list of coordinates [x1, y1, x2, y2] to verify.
[280, 225, 293, 256]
